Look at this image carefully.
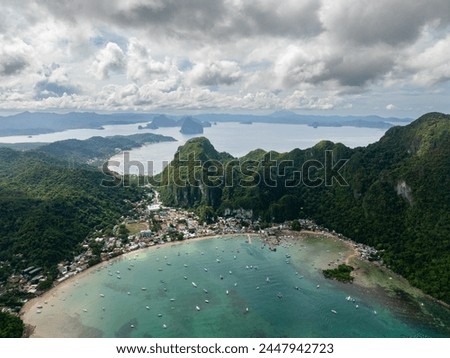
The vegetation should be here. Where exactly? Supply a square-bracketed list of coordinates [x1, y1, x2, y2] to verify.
[158, 113, 450, 303]
[36, 133, 176, 164]
[0, 148, 144, 290]
[0, 312, 24, 338]
[323, 264, 354, 282]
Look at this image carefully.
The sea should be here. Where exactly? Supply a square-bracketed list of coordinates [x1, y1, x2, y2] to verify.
[0, 121, 387, 175]
[24, 235, 450, 338]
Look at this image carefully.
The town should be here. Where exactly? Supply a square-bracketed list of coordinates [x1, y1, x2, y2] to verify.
[1, 187, 379, 314]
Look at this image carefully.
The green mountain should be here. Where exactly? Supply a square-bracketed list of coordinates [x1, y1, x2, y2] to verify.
[0, 148, 143, 290]
[36, 133, 176, 164]
[158, 113, 450, 302]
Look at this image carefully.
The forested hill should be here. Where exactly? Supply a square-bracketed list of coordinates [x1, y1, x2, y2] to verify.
[158, 112, 450, 303]
[0, 148, 143, 288]
[35, 133, 176, 164]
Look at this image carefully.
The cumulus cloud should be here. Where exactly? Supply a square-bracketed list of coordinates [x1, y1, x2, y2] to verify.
[0, 36, 32, 76]
[1, 1, 450, 114]
[127, 38, 178, 83]
[90, 42, 126, 80]
[188, 60, 242, 86]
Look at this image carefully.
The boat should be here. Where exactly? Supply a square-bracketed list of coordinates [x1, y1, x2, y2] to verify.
[117, 275, 121, 279]
[158, 268, 163, 271]
[37, 305, 43, 309]
[83, 309, 88, 312]
[331, 310, 337, 314]
[245, 307, 249, 313]
[36, 310, 42, 314]
[256, 286, 260, 290]
[102, 307, 105, 311]
[216, 259, 221, 263]
[170, 298, 176, 302]
[158, 313, 162, 317]
[163, 324, 167, 329]
[226, 290, 229, 295]
[205, 299, 209, 303]
[233, 256, 237, 259]
[203, 289, 208, 293]
[373, 310, 377, 315]
[276, 292, 283, 299]
[146, 306, 150, 310]
[192, 282, 197, 287]
[184, 276, 188, 280]
[116, 271, 120, 274]
[204, 268, 208, 272]
[100, 294, 105, 297]
[355, 305, 359, 309]
[316, 284, 320, 288]
[219, 275, 223, 280]
[141, 288, 147, 291]
[130, 324, 135, 328]
[234, 282, 238, 286]
[229, 270, 232, 274]
[266, 277, 270, 282]
[127, 292, 131, 295]
[184, 264, 188, 267]
[196, 306, 200, 311]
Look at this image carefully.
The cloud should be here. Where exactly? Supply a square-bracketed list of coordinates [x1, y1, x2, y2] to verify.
[126, 38, 178, 83]
[34, 64, 79, 99]
[90, 42, 126, 80]
[188, 60, 242, 86]
[386, 104, 396, 110]
[320, 0, 450, 46]
[0, 36, 32, 76]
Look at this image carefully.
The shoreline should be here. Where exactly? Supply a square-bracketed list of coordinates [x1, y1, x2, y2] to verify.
[20, 232, 258, 335]
[20, 230, 450, 337]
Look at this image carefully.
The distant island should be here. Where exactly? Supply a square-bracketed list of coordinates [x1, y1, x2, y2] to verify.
[180, 117, 204, 134]
[0, 111, 411, 137]
[0, 133, 176, 164]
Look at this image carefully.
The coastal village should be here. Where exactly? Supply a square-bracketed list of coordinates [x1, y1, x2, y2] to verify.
[1, 188, 379, 314]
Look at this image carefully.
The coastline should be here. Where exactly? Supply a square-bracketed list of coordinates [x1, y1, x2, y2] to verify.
[20, 230, 449, 337]
[20, 233, 257, 337]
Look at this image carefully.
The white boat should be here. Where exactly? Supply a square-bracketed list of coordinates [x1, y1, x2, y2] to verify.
[204, 268, 208, 272]
[127, 292, 131, 295]
[234, 282, 238, 287]
[83, 309, 88, 312]
[116, 271, 120, 274]
[170, 298, 176, 302]
[37, 305, 43, 309]
[205, 299, 209, 303]
[163, 324, 167, 329]
[331, 310, 337, 314]
[146, 306, 150, 310]
[266, 277, 270, 282]
[373, 310, 377, 315]
[245, 307, 249, 313]
[184, 276, 188, 280]
[36, 310, 42, 314]
[203, 289, 208, 293]
[100, 294, 105, 297]
[355, 305, 359, 309]
[117, 275, 121, 279]
[130, 324, 135, 328]
[316, 284, 320, 288]
[141, 287, 147, 291]
[229, 270, 232, 274]
[158, 313, 162, 317]
[158, 268, 163, 271]
[184, 264, 188, 267]
[226, 290, 229, 295]
[216, 259, 221, 263]
[196, 306, 200, 311]
[192, 282, 197, 288]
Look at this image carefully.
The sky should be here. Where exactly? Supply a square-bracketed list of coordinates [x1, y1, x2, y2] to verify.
[1, 0, 450, 118]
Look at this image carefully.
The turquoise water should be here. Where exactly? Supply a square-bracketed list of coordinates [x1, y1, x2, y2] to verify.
[55, 236, 450, 337]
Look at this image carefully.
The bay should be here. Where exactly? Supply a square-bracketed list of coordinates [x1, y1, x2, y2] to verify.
[21, 235, 450, 338]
